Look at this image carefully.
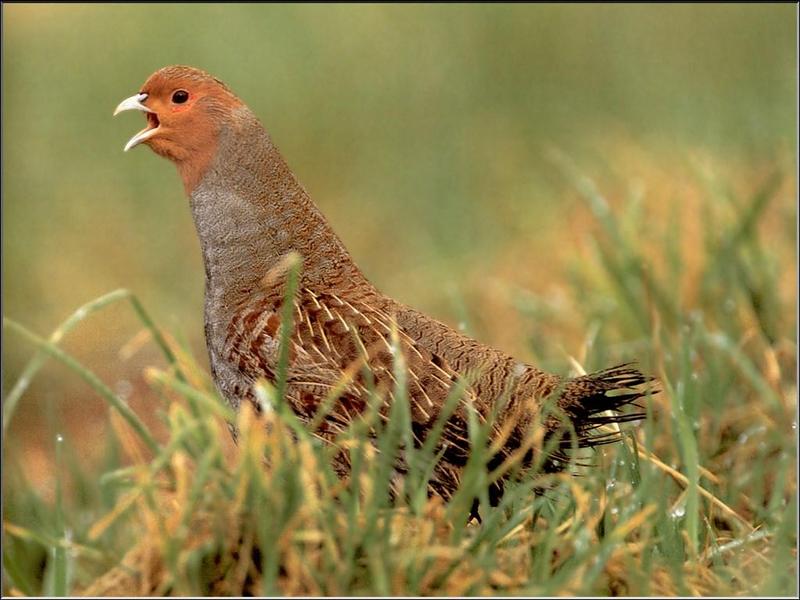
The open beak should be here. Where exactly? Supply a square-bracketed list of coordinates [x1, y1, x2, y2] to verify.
[113, 93, 159, 152]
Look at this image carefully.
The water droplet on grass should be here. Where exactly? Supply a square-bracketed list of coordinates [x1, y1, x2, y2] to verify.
[574, 530, 590, 553]
[671, 505, 686, 518]
[115, 379, 133, 400]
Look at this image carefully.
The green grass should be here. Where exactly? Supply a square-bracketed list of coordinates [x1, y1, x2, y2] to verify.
[2, 158, 795, 596]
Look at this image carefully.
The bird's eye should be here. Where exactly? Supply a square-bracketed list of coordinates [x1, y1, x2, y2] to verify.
[172, 90, 189, 104]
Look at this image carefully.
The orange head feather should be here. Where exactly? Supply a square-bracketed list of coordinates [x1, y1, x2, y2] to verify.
[115, 65, 243, 193]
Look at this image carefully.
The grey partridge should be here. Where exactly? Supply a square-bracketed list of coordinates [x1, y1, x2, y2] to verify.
[114, 66, 651, 504]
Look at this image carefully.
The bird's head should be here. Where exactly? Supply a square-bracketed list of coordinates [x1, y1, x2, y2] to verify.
[114, 65, 243, 192]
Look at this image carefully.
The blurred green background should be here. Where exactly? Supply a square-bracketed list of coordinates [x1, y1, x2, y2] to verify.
[2, 4, 796, 473]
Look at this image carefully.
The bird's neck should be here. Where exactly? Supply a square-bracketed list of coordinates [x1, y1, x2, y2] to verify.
[188, 107, 365, 310]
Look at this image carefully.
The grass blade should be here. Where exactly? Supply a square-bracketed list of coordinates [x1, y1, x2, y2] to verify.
[51, 433, 69, 596]
[3, 317, 159, 454]
[3, 289, 185, 438]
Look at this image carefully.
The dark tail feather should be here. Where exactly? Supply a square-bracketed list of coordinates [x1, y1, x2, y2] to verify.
[558, 363, 657, 448]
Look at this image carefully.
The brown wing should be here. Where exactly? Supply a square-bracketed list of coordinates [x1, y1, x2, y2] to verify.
[223, 287, 476, 464]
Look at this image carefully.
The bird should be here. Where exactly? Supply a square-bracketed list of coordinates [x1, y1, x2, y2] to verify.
[114, 65, 651, 506]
